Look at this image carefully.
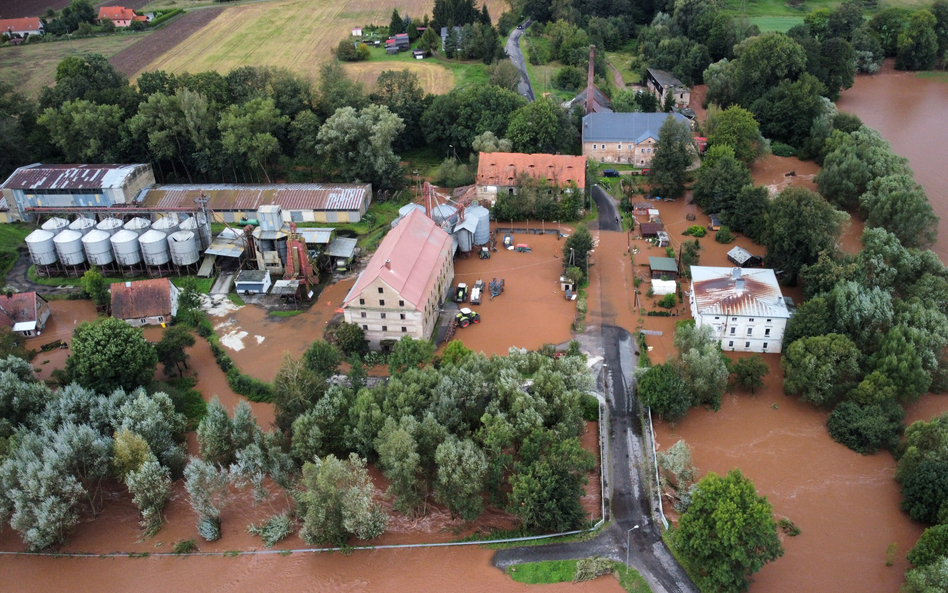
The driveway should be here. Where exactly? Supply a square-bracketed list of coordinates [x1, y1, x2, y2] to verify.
[505, 20, 535, 102]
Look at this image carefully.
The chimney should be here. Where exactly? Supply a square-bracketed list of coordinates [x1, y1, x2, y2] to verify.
[384, 259, 391, 270]
[736, 279, 745, 291]
[585, 45, 596, 115]
[732, 268, 741, 280]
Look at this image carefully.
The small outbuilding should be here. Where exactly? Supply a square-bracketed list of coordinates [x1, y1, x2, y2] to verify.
[0, 292, 51, 337]
[111, 278, 179, 327]
[235, 270, 272, 294]
[727, 246, 763, 268]
[324, 237, 358, 271]
[656, 230, 670, 248]
[632, 202, 651, 216]
[412, 49, 426, 59]
[640, 222, 663, 238]
[708, 214, 722, 231]
[649, 256, 678, 280]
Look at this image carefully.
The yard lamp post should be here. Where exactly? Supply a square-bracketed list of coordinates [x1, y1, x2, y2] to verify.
[626, 525, 639, 574]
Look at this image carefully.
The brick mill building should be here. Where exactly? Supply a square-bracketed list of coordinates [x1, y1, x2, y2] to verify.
[475, 152, 586, 202]
[343, 209, 454, 351]
[582, 112, 690, 166]
[688, 266, 791, 353]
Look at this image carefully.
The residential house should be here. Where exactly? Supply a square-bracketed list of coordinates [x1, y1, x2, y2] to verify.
[110, 278, 180, 327]
[1, 163, 155, 222]
[475, 152, 585, 202]
[0, 292, 50, 337]
[0, 17, 44, 38]
[97, 6, 147, 27]
[582, 112, 690, 166]
[645, 68, 690, 109]
[648, 256, 678, 280]
[343, 209, 454, 350]
[688, 266, 791, 353]
[394, 33, 410, 50]
[639, 222, 662, 239]
[138, 183, 372, 224]
[351, 27, 363, 37]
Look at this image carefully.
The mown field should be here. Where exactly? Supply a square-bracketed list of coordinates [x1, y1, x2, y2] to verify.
[721, 0, 929, 16]
[341, 45, 491, 94]
[0, 34, 145, 97]
[135, 0, 509, 83]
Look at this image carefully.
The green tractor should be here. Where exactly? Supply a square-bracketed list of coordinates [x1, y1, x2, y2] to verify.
[455, 307, 481, 328]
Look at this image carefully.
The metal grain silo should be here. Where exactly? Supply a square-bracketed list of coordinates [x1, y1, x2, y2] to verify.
[68, 216, 95, 236]
[111, 230, 142, 267]
[168, 231, 199, 266]
[25, 229, 58, 266]
[466, 205, 491, 245]
[96, 217, 123, 236]
[139, 229, 170, 266]
[53, 230, 86, 266]
[152, 215, 180, 236]
[82, 230, 114, 266]
[124, 217, 151, 236]
[457, 228, 473, 252]
[180, 215, 211, 250]
[42, 217, 69, 235]
[432, 204, 458, 226]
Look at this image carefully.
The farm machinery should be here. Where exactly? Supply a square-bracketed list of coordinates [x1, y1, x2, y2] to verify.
[470, 279, 485, 304]
[489, 277, 505, 299]
[454, 283, 469, 303]
[456, 308, 481, 328]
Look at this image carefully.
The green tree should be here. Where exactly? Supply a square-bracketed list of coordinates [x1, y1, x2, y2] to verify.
[762, 186, 849, 283]
[38, 99, 124, 162]
[128, 91, 194, 182]
[111, 429, 153, 480]
[303, 340, 342, 378]
[903, 557, 948, 593]
[675, 323, 729, 410]
[869, 325, 930, 403]
[183, 458, 229, 541]
[125, 459, 172, 534]
[112, 390, 186, 473]
[388, 336, 435, 375]
[674, 469, 783, 593]
[733, 32, 807, 104]
[298, 453, 387, 545]
[318, 104, 405, 191]
[650, 115, 694, 200]
[691, 145, 752, 214]
[419, 27, 441, 53]
[66, 318, 157, 394]
[860, 174, 939, 249]
[706, 105, 763, 164]
[197, 397, 236, 466]
[897, 10, 939, 70]
[445, 26, 460, 58]
[749, 73, 827, 148]
[638, 363, 692, 422]
[376, 416, 424, 515]
[219, 97, 288, 183]
[723, 185, 769, 241]
[781, 334, 861, 407]
[563, 226, 594, 281]
[506, 97, 565, 154]
[901, 458, 948, 524]
[434, 436, 487, 521]
[389, 8, 405, 35]
[908, 525, 948, 568]
[80, 267, 109, 308]
[731, 355, 768, 394]
[816, 126, 911, 209]
[826, 400, 904, 455]
[370, 69, 429, 151]
[325, 322, 368, 357]
[272, 352, 325, 433]
[155, 325, 195, 377]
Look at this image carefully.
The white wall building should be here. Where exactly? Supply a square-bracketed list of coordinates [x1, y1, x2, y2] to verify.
[688, 266, 791, 353]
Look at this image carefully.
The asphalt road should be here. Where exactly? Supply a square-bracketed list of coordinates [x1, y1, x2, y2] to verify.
[491, 186, 698, 593]
[505, 20, 535, 102]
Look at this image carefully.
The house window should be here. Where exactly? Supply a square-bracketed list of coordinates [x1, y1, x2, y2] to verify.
[382, 326, 388, 332]
[749, 318, 754, 322]
[400, 313, 406, 320]
[359, 298, 365, 305]
[24, 331, 32, 336]
[728, 341, 734, 348]
[730, 327, 736, 335]
[745, 342, 751, 348]
[363, 325, 368, 330]
[763, 342, 768, 350]
[381, 313, 386, 319]
[765, 328, 771, 337]
[641, 148, 646, 154]
[747, 328, 753, 336]
[715, 316, 720, 320]
[401, 327, 407, 332]
[361, 312, 366, 318]
[766, 319, 772, 323]
[399, 300, 404, 307]
[378, 287, 384, 294]
[732, 317, 737, 321]
[618, 144, 622, 150]
[140, 318, 146, 324]
[592, 144, 597, 149]
[379, 299, 385, 306]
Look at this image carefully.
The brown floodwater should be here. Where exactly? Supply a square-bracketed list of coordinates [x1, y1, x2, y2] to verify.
[25, 299, 98, 382]
[837, 59, 948, 262]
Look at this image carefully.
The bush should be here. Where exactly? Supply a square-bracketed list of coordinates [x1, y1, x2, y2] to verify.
[771, 142, 796, 157]
[247, 513, 294, 548]
[778, 518, 801, 536]
[434, 157, 474, 187]
[580, 394, 600, 421]
[147, 9, 183, 28]
[337, 39, 367, 61]
[826, 400, 904, 455]
[658, 293, 676, 308]
[682, 225, 706, 237]
[553, 66, 585, 92]
[172, 539, 197, 554]
[226, 369, 273, 403]
[715, 227, 734, 243]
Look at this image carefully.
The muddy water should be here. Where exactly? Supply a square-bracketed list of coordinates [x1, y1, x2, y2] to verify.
[25, 299, 98, 382]
[838, 60, 948, 263]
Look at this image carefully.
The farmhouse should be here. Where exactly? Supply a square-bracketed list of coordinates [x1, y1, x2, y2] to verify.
[582, 112, 690, 166]
[0, 292, 50, 337]
[343, 209, 454, 350]
[1, 163, 156, 221]
[138, 183, 372, 224]
[97, 6, 147, 27]
[110, 278, 179, 327]
[475, 153, 585, 201]
[645, 68, 690, 109]
[0, 17, 44, 38]
[688, 266, 791, 353]
[639, 222, 663, 238]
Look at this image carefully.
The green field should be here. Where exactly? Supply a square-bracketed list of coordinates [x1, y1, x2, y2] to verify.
[605, 50, 642, 86]
[749, 16, 805, 32]
[520, 36, 575, 102]
[0, 34, 145, 97]
[722, 0, 927, 17]
[507, 560, 652, 592]
[342, 44, 489, 94]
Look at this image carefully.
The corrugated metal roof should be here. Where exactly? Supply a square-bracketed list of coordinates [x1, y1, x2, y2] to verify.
[299, 228, 334, 244]
[139, 184, 371, 212]
[647, 68, 686, 90]
[691, 267, 790, 319]
[476, 153, 586, 189]
[325, 237, 358, 258]
[649, 257, 678, 272]
[1, 164, 150, 190]
[343, 210, 453, 311]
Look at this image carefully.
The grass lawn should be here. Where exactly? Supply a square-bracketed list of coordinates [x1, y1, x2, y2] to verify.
[399, 145, 445, 180]
[26, 265, 150, 287]
[269, 309, 303, 317]
[521, 36, 575, 103]
[507, 560, 652, 592]
[0, 223, 31, 281]
[749, 16, 805, 32]
[342, 45, 459, 95]
[722, 0, 927, 17]
[0, 34, 145, 97]
[605, 51, 642, 85]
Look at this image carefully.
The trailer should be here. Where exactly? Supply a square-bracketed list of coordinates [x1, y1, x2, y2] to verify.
[489, 277, 505, 299]
[515, 244, 532, 253]
[470, 279, 485, 305]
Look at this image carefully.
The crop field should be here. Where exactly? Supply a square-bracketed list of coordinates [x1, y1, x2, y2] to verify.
[343, 60, 455, 94]
[109, 8, 225, 77]
[0, 35, 144, 97]
[135, 0, 509, 82]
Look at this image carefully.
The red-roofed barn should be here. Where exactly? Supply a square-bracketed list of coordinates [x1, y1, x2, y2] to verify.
[111, 278, 179, 327]
[97, 6, 147, 27]
[0, 292, 50, 337]
[475, 152, 585, 203]
[343, 209, 454, 350]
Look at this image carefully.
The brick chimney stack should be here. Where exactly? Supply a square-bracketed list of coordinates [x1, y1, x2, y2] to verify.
[585, 45, 596, 115]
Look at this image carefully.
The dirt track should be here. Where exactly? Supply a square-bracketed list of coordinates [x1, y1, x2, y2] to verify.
[108, 8, 224, 78]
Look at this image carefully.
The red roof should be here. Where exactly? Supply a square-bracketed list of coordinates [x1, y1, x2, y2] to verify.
[97, 6, 146, 21]
[343, 209, 452, 311]
[111, 278, 174, 320]
[0, 292, 43, 328]
[0, 17, 42, 32]
[476, 152, 586, 189]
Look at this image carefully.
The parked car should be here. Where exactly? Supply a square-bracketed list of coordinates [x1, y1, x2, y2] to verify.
[602, 169, 620, 177]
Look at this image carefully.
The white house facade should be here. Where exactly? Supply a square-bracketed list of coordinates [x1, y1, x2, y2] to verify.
[688, 266, 791, 353]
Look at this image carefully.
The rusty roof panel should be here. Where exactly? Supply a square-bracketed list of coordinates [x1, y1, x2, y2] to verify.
[690, 266, 790, 318]
[138, 184, 371, 212]
[110, 279, 173, 320]
[2, 164, 149, 190]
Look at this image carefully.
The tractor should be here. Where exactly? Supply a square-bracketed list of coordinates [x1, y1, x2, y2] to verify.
[455, 283, 469, 303]
[456, 308, 481, 328]
[479, 246, 491, 259]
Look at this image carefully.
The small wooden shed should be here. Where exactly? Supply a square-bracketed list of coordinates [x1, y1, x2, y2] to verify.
[649, 256, 678, 280]
[640, 222, 663, 238]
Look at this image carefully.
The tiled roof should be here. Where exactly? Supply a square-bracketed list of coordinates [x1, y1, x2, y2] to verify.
[640, 222, 663, 236]
[344, 209, 452, 311]
[0, 17, 43, 32]
[582, 112, 689, 144]
[476, 152, 586, 189]
[138, 184, 371, 212]
[2, 164, 150, 191]
[111, 278, 174, 320]
[98, 6, 145, 21]
[691, 267, 790, 319]
[0, 292, 42, 328]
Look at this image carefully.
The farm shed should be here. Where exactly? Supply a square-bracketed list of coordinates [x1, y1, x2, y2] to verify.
[727, 246, 762, 268]
[648, 256, 678, 280]
[413, 49, 426, 59]
[632, 202, 651, 216]
[235, 270, 272, 294]
[2, 163, 155, 222]
[324, 237, 358, 271]
[639, 222, 663, 238]
[0, 292, 50, 337]
[656, 230, 669, 248]
[708, 214, 722, 231]
[137, 183, 372, 224]
[111, 278, 179, 327]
